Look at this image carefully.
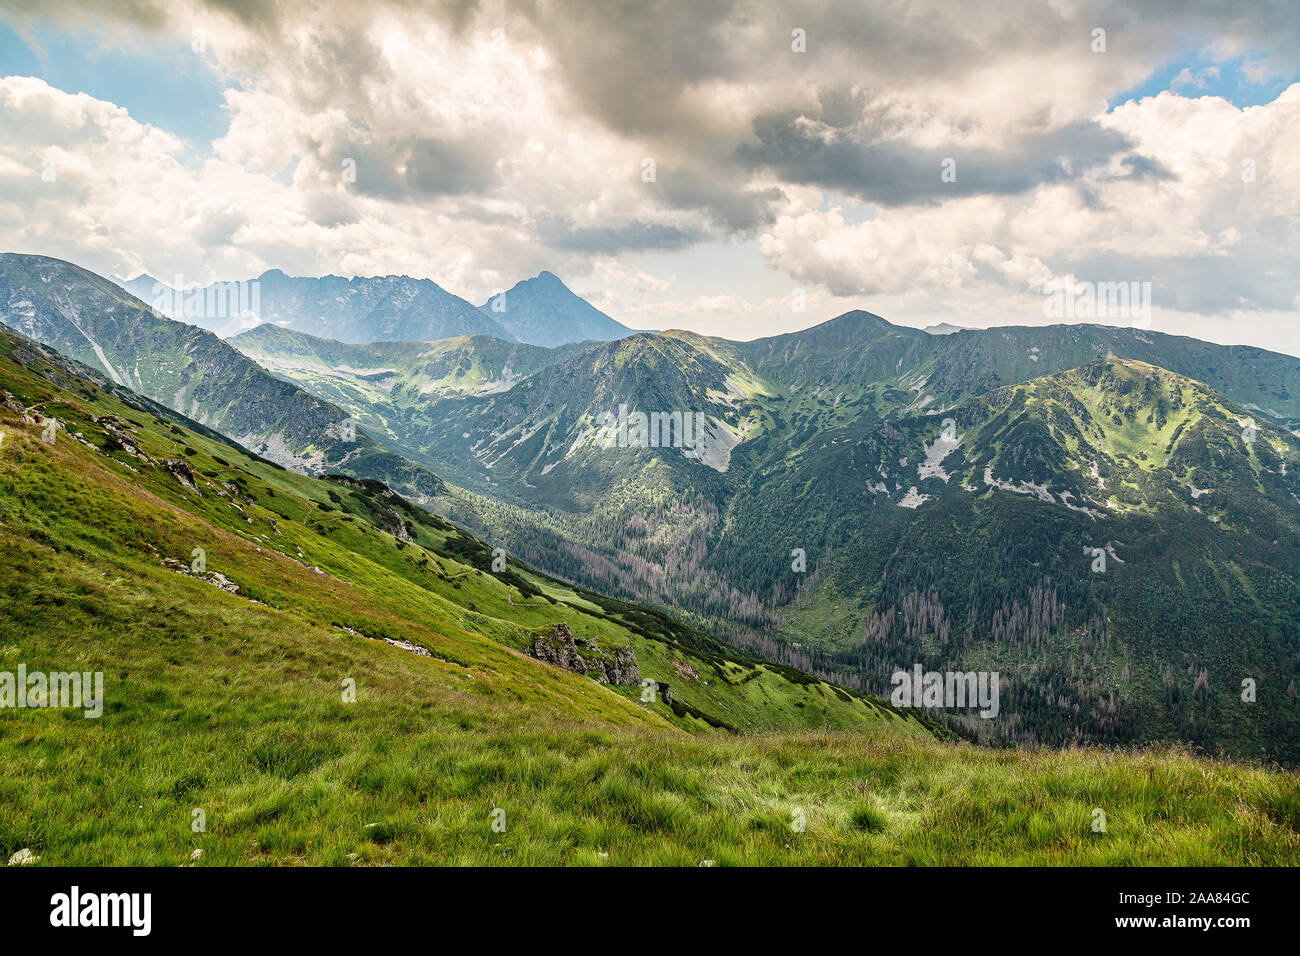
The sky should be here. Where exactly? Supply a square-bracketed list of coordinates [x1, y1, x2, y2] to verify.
[0, 0, 1297, 351]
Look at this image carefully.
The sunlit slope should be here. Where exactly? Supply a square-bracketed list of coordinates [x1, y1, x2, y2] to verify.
[763, 358, 1300, 759]
[0, 326, 932, 738]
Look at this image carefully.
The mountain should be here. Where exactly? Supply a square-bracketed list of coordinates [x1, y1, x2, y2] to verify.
[780, 357, 1300, 754]
[114, 269, 517, 343]
[230, 324, 588, 400]
[3, 317, 1296, 865]
[417, 330, 772, 493]
[229, 324, 592, 464]
[924, 322, 969, 335]
[109, 273, 165, 307]
[0, 253, 445, 500]
[250, 305, 1300, 761]
[478, 271, 634, 345]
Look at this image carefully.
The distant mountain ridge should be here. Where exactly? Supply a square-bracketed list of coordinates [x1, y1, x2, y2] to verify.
[113, 269, 515, 344]
[14, 252, 1300, 761]
[110, 267, 635, 347]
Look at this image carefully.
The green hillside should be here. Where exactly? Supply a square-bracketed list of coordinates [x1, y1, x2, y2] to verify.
[2, 327, 1297, 865]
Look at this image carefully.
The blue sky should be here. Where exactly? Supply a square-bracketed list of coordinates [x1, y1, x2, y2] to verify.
[1114, 52, 1297, 109]
[0, 21, 228, 146]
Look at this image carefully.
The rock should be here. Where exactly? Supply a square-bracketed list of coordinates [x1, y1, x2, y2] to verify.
[7, 848, 37, 866]
[96, 415, 141, 455]
[189, 848, 202, 862]
[671, 658, 700, 681]
[162, 457, 198, 492]
[529, 623, 641, 686]
[207, 572, 239, 594]
[373, 505, 413, 542]
[699, 859, 715, 868]
[1, 391, 31, 422]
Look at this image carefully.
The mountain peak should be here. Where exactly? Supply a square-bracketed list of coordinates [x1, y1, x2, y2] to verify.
[478, 271, 634, 346]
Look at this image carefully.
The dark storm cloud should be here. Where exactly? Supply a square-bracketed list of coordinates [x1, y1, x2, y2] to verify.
[738, 112, 1164, 206]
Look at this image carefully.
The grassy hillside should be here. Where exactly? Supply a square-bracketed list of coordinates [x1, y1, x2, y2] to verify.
[1, 329, 1297, 865]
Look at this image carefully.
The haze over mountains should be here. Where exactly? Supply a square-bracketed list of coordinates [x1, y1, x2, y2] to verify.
[112, 268, 635, 347]
[2, 254, 445, 500]
[6, 251, 1300, 763]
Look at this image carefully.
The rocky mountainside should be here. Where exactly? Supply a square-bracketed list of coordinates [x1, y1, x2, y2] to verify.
[300, 313, 1299, 761]
[6, 312, 1291, 866]
[17, 254, 1300, 761]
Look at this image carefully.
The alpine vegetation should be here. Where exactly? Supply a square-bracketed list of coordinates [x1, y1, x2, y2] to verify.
[2, 0, 1300, 900]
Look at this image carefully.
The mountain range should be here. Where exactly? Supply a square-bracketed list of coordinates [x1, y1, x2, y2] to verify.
[234, 308, 1300, 762]
[1, 254, 444, 500]
[112, 267, 635, 347]
[7, 252, 1300, 764]
[7, 311, 1294, 865]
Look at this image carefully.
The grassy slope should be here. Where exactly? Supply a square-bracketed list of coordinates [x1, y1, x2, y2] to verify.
[0, 336, 1297, 865]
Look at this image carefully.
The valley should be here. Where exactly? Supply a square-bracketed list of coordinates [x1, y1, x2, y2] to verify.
[225, 305, 1300, 763]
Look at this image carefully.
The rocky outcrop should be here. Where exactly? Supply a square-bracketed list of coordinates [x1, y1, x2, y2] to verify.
[529, 623, 641, 686]
[162, 457, 198, 492]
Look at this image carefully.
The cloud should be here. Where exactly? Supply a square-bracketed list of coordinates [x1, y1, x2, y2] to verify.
[0, 0, 1296, 346]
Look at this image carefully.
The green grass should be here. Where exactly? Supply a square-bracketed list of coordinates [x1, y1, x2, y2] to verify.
[1, 333, 1298, 866]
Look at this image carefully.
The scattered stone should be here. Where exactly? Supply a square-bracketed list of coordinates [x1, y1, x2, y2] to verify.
[7, 848, 37, 866]
[0, 390, 30, 422]
[162, 557, 240, 593]
[671, 658, 700, 681]
[96, 415, 142, 456]
[189, 848, 202, 862]
[335, 625, 433, 659]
